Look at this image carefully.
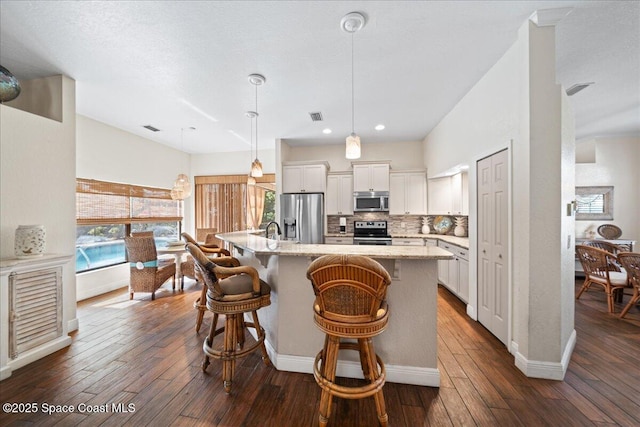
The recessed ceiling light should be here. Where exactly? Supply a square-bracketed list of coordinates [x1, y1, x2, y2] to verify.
[375, 124, 385, 131]
[323, 128, 332, 134]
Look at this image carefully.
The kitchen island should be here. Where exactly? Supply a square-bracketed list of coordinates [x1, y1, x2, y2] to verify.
[215, 231, 453, 387]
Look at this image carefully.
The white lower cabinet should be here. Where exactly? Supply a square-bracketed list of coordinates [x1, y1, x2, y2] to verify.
[391, 238, 425, 246]
[437, 240, 469, 303]
[324, 236, 353, 245]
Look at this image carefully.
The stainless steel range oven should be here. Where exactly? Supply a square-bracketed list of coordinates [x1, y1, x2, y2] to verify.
[352, 221, 392, 245]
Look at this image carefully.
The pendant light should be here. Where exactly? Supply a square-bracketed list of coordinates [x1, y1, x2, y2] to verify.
[246, 110, 257, 186]
[341, 12, 365, 160]
[171, 127, 193, 200]
[248, 73, 265, 177]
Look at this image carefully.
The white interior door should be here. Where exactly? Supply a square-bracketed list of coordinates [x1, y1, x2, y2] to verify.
[477, 149, 509, 346]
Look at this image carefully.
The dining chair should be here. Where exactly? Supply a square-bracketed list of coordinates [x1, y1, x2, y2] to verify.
[124, 235, 176, 300]
[575, 244, 628, 313]
[617, 252, 640, 319]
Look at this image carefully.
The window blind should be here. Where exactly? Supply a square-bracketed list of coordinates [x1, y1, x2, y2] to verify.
[76, 179, 182, 225]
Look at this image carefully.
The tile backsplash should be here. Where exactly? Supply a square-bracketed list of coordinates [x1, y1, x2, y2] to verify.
[327, 214, 468, 236]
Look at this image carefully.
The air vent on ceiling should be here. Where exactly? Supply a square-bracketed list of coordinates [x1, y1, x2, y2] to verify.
[566, 82, 594, 96]
[142, 125, 161, 132]
[309, 112, 323, 122]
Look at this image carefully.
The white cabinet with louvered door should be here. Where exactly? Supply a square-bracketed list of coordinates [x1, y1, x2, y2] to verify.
[477, 149, 509, 346]
[326, 174, 353, 215]
[282, 163, 328, 193]
[352, 163, 389, 192]
[389, 172, 427, 215]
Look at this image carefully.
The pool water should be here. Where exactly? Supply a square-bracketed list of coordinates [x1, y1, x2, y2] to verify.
[76, 237, 176, 272]
[76, 241, 126, 272]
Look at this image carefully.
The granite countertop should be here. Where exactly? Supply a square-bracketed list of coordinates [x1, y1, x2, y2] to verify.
[218, 231, 453, 260]
[325, 233, 354, 237]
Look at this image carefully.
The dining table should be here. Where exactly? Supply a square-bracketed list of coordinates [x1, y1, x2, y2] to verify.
[156, 243, 188, 283]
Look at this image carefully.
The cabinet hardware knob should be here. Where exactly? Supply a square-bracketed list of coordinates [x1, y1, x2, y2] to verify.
[482, 249, 486, 253]
[498, 254, 502, 258]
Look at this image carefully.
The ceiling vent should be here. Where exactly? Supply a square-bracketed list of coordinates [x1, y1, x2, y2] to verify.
[143, 125, 161, 132]
[309, 112, 323, 122]
[566, 82, 594, 96]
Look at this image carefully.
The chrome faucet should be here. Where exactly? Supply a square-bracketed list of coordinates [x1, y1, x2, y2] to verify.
[265, 221, 282, 240]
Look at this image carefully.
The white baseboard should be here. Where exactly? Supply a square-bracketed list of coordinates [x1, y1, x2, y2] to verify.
[2, 335, 72, 381]
[514, 329, 576, 380]
[67, 318, 79, 333]
[466, 304, 476, 320]
[266, 340, 440, 387]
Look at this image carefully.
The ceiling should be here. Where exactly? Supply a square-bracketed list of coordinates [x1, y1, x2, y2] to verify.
[1, 1, 638, 154]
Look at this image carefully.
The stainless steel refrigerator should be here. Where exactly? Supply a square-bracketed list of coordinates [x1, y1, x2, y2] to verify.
[280, 193, 324, 244]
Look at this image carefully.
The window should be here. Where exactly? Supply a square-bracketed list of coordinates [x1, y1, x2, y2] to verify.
[575, 186, 614, 220]
[76, 179, 182, 273]
[194, 174, 276, 235]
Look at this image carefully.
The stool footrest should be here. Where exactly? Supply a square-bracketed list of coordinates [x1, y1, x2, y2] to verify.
[313, 346, 386, 400]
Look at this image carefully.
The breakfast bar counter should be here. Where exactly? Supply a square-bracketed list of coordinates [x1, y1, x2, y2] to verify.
[216, 231, 453, 387]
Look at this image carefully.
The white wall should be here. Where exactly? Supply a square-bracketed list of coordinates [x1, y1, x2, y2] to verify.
[282, 140, 424, 172]
[0, 75, 78, 332]
[76, 115, 192, 300]
[575, 136, 640, 243]
[424, 21, 575, 379]
[75, 117, 279, 300]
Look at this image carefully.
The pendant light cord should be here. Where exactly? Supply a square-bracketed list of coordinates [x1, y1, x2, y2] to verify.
[351, 31, 355, 134]
[255, 83, 259, 156]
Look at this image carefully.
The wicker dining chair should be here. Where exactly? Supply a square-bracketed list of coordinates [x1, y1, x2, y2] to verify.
[181, 232, 234, 332]
[307, 255, 392, 427]
[617, 252, 640, 319]
[124, 235, 176, 300]
[575, 244, 629, 313]
[186, 242, 271, 393]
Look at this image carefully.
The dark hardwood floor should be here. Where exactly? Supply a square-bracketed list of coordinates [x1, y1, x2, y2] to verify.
[1, 279, 639, 426]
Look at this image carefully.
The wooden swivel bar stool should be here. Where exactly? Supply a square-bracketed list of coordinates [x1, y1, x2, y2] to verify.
[307, 255, 392, 427]
[186, 243, 272, 393]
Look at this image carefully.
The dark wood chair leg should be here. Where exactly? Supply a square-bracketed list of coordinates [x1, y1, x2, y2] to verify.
[222, 314, 238, 393]
[251, 310, 271, 366]
[318, 335, 339, 427]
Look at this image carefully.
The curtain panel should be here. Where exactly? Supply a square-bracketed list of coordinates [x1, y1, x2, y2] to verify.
[194, 174, 275, 234]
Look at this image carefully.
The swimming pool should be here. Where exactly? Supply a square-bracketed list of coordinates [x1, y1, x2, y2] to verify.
[76, 241, 126, 272]
[75, 237, 174, 272]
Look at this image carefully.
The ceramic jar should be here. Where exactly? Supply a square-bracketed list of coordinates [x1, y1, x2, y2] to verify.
[14, 224, 46, 258]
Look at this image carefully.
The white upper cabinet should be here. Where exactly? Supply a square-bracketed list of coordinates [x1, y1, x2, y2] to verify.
[427, 172, 468, 215]
[353, 163, 389, 192]
[389, 171, 427, 215]
[282, 163, 328, 193]
[326, 174, 354, 215]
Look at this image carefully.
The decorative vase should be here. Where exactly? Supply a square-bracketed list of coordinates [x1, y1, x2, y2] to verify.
[14, 225, 46, 258]
[0, 65, 21, 103]
[454, 217, 466, 237]
[421, 217, 431, 234]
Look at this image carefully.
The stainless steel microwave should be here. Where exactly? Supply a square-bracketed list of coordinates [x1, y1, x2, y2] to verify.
[353, 191, 389, 212]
